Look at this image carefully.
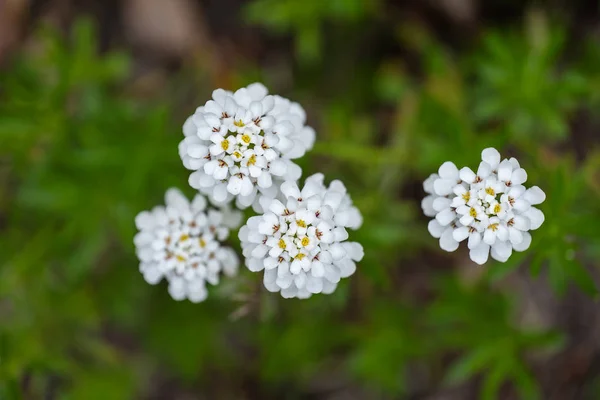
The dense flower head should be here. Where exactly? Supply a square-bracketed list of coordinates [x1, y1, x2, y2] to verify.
[179, 83, 316, 211]
[134, 188, 241, 302]
[422, 148, 546, 265]
[239, 174, 364, 299]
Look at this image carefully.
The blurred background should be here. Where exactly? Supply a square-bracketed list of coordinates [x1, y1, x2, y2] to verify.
[1, 0, 600, 399]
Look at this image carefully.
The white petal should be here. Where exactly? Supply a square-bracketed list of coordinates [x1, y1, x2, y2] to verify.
[134, 232, 153, 247]
[497, 160, 513, 182]
[214, 165, 228, 180]
[491, 240, 512, 262]
[459, 167, 476, 183]
[240, 176, 254, 197]
[269, 199, 286, 215]
[191, 194, 207, 212]
[467, 232, 482, 250]
[182, 116, 196, 137]
[433, 178, 455, 196]
[513, 232, 532, 252]
[268, 160, 287, 176]
[477, 161, 492, 178]
[246, 82, 268, 101]
[187, 144, 208, 158]
[227, 176, 243, 195]
[524, 186, 546, 205]
[212, 184, 229, 203]
[440, 227, 459, 252]
[423, 174, 438, 194]
[253, 173, 271, 192]
[281, 181, 302, 199]
[508, 227, 523, 245]
[483, 229, 497, 245]
[421, 195, 436, 217]
[511, 168, 528, 185]
[428, 219, 445, 238]
[142, 265, 162, 285]
[512, 215, 531, 231]
[469, 243, 490, 265]
[438, 161, 459, 179]
[311, 261, 325, 277]
[513, 199, 530, 212]
[204, 160, 218, 176]
[481, 148, 501, 169]
[135, 211, 155, 230]
[433, 197, 452, 212]
[452, 226, 470, 242]
[306, 275, 323, 294]
[435, 208, 456, 226]
[525, 207, 545, 230]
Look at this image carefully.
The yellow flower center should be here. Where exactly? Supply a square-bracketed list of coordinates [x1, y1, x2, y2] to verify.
[241, 134, 251, 144]
[176, 255, 186, 262]
[278, 239, 286, 249]
[493, 204, 501, 214]
[462, 192, 471, 202]
[488, 223, 499, 232]
[221, 139, 230, 151]
[301, 237, 310, 247]
[234, 119, 245, 127]
[247, 154, 257, 166]
[233, 151, 242, 159]
[297, 219, 307, 228]
[469, 207, 477, 218]
[179, 234, 189, 242]
[199, 238, 206, 248]
[295, 253, 306, 260]
[485, 187, 495, 196]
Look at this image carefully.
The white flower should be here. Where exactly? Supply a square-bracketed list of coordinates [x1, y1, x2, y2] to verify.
[179, 83, 315, 211]
[239, 174, 363, 299]
[423, 148, 546, 265]
[134, 188, 242, 302]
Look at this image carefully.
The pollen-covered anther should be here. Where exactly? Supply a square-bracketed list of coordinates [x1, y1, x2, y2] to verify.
[221, 139, 230, 151]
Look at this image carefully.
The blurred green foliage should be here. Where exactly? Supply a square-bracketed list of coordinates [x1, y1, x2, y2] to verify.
[1, 4, 600, 400]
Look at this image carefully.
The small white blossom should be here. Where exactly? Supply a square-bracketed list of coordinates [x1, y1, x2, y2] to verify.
[134, 188, 241, 302]
[239, 174, 363, 299]
[179, 83, 315, 211]
[422, 148, 546, 265]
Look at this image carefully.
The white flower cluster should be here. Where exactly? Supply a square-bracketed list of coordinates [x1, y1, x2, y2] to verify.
[134, 188, 241, 302]
[422, 148, 545, 265]
[135, 83, 363, 301]
[239, 174, 364, 299]
[179, 83, 315, 211]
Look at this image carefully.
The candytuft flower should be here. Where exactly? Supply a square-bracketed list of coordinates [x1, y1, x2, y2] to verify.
[422, 148, 545, 265]
[134, 188, 242, 302]
[239, 174, 364, 299]
[179, 83, 316, 211]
